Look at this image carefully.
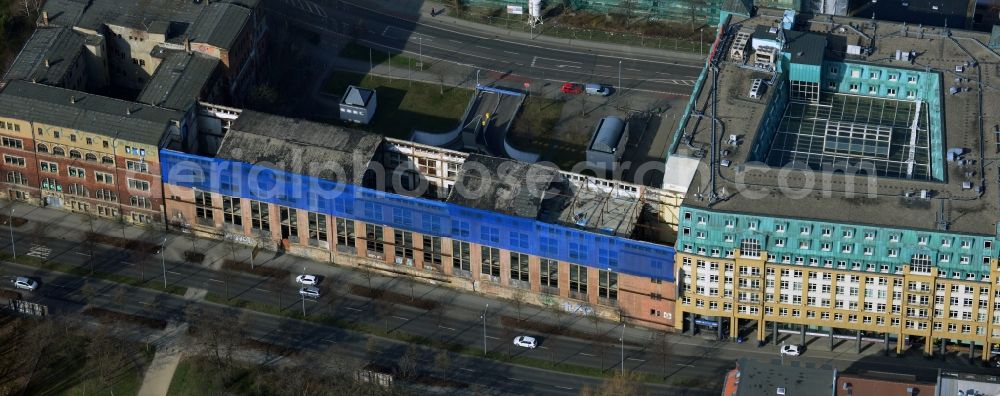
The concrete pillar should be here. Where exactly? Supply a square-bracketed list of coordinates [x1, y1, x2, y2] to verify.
[970, 341, 976, 363]
[856, 330, 862, 353]
[940, 338, 946, 358]
[687, 314, 694, 335]
[983, 341, 991, 362]
[800, 324, 806, 345]
[896, 333, 904, 355]
[717, 317, 723, 340]
[829, 327, 835, 351]
[926, 337, 934, 357]
[884, 333, 890, 355]
[730, 317, 739, 342]
[773, 321, 779, 345]
[757, 320, 766, 342]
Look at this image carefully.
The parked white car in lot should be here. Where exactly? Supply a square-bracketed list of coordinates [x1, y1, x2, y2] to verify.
[295, 274, 318, 285]
[13, 277, 37, 291]
[780, 344, 801, 356]
[299, 286, 320, 299]
[513, 335, 537, 349]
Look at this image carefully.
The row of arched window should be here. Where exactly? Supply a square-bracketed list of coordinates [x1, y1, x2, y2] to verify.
[36, 143, 114, 165]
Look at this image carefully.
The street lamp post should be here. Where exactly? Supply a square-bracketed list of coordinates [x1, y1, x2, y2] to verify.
[160, 237, 167, 288]
[8, 207, 14, 260]
[618, 60, 622, 93]
[700, 28, 704, 58]
[476, 69, 481, 88]
[480, 303, 489, 356]
[620, 323, 625, 375]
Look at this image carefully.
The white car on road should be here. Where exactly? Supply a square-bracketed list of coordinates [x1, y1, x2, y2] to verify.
[513, 335, 537, 349]
[780, 344, 801, 356]
[13, 277, 38, 291]
[295, 274, 318, 285]
[299, 286, 320, 299]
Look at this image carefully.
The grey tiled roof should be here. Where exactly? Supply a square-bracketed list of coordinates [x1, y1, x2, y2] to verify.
[0, 80, 181, 145]
[40, 0, 257, 49]
[446, 153, 559, 219]
[137, 51, 218, 110]
[188, 2, 251, 48]
[217, 111, 383, 185]
[3, 27, 86, 86]
[342, 86, 375, 107]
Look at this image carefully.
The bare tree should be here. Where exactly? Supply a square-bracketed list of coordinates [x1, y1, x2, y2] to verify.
[80, 280, 96, 304]
[86, 325, 129, 389]
[364, 336, 379, 363]
[184, 231, 198, 261]
[398, 344, 420, 380]
[374, 299, 395, 333]
[511, 290, 527, 323]
[360, 265, 376, 291]
[650, 331, 672, 380]
[130, 247, 151, 282]
[580, 371, 650, 396]
[113, 285, 127, 309]
[434, 349, 451, 381]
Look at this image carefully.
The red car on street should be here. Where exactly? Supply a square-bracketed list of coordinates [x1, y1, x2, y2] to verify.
[560, 83, 583, 94]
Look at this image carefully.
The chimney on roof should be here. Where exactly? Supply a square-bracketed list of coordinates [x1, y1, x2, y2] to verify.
[42, 11, 49, 26]
[44, 59, 49, 68]
[184, 36, 191, 54]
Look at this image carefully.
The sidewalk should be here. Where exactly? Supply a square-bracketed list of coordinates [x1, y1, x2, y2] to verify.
[342, 0, 708, 62]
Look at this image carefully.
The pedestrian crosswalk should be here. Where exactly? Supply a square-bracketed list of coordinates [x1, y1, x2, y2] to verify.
[283, 0, 326, 18]
[26, 244, 51, 259]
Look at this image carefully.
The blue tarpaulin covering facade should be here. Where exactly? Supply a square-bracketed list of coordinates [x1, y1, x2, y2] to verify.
[160, 150, 676, 281]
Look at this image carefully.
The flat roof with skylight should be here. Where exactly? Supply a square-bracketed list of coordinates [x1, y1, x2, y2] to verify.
[669, 8, 1000, 235]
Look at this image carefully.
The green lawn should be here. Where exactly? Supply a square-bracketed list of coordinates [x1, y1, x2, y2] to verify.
[339, 41, 429, 72]
[166, 357, 257, 396]
[324, 70, 472, 138]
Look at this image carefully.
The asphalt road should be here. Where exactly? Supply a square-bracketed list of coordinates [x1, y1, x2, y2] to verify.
[0, 228, 733, 385]
[0, 260, 713, 395]
[262, 0, 704, 95]
[3, 225, 998, 390]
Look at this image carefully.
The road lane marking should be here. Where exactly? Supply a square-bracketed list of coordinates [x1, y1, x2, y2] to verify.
[345, 306, 362, 311]
[508, 377, 524, 382]
[628, 357, 645, 362]
[554, 386, 573, 390]
[75, 251, 91, 256]
[597, 64, 611, 68]
[437, 325, 456, 331]
[485, 335, 500, 340]
[460, 368, 475, 372]
[450, 39, 463, 44]
[208, 279, 223, 283]
[255, 288, 272, 293]
[540, 346, 548, 349]
[557, 65, 582, 69]
[475, 45, 491, 50]
[580, 352, 596, 357]
[503, 50, 518, 55]
[676, 363, 696, 367]
[626, 68, 641, 71]
[392, 315, 408, 320]
[321, 338, 337, 343]
[167, 271, 182, 275]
